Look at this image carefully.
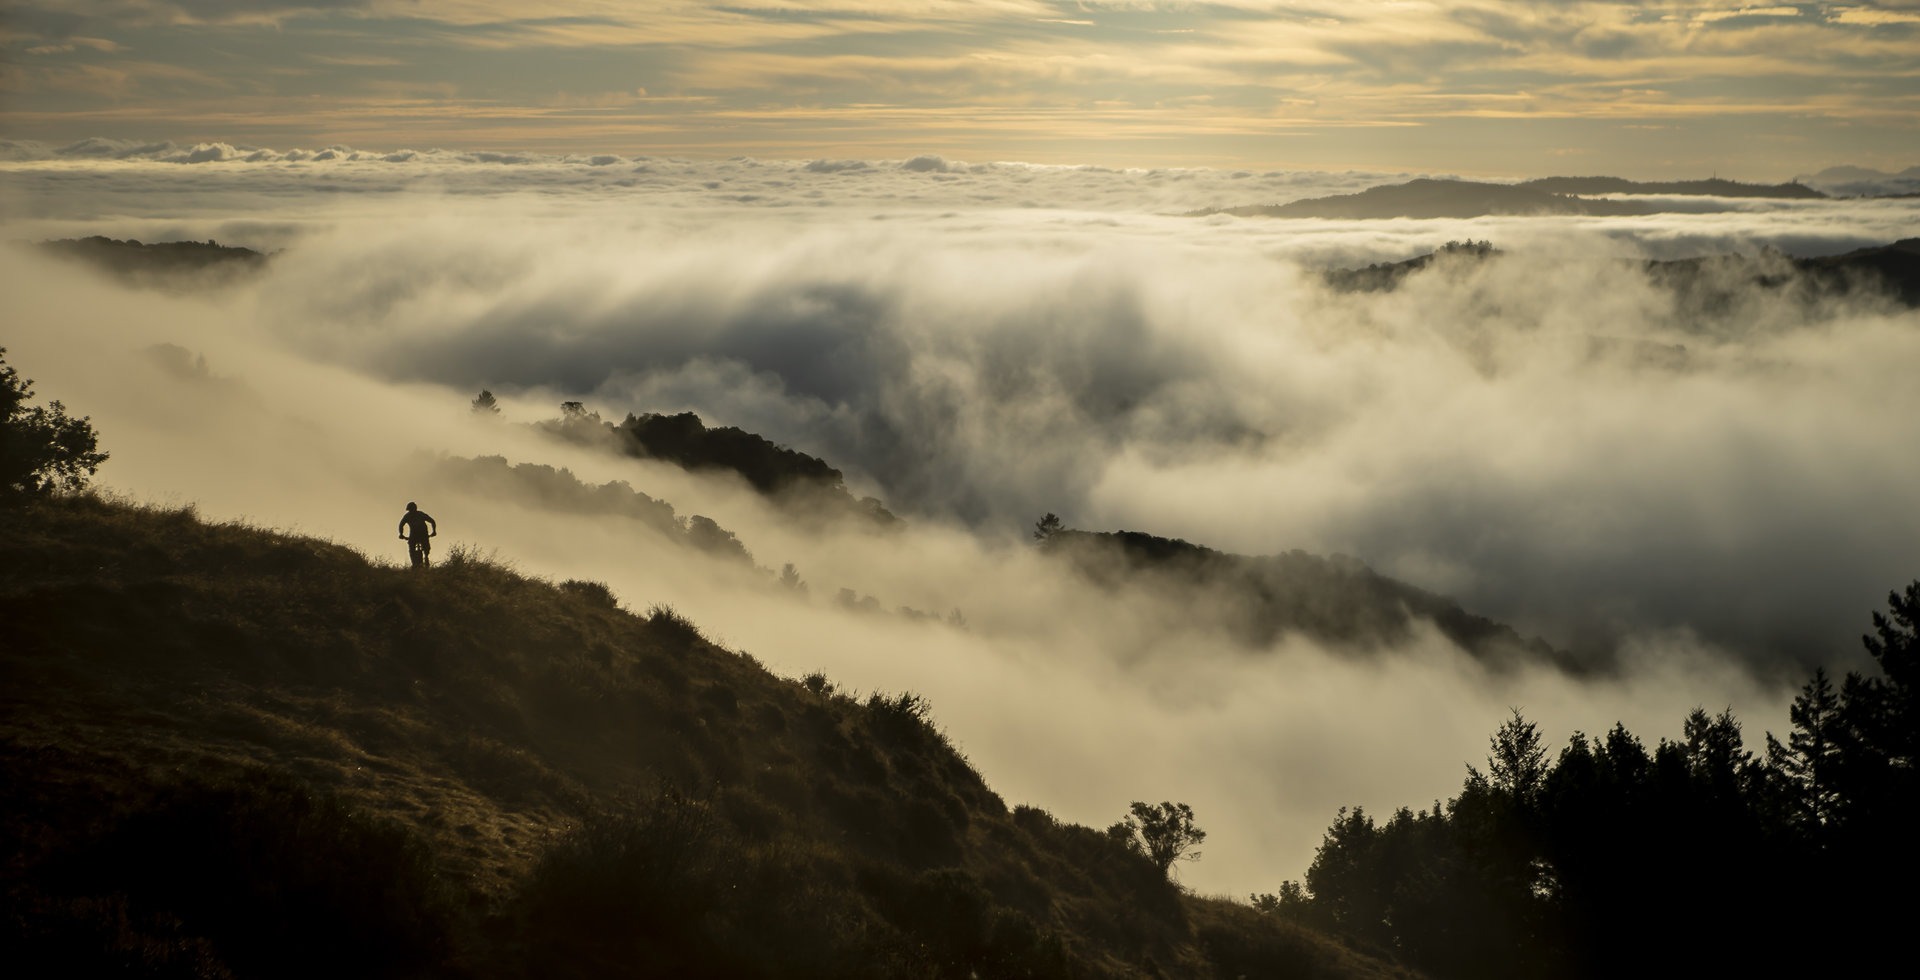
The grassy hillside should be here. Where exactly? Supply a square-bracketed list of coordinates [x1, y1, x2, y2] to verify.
[0, 494, 1412, 979]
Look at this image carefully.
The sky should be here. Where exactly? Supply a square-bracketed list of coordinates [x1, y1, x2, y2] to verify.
[4, 0, 1919, 176]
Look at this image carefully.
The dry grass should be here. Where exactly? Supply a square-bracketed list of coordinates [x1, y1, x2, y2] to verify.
[1, 493, 1412, 979]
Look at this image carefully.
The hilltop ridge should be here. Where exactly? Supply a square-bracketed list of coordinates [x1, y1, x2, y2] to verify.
[0, 494, 1410, 979]
[1042, 527, 1571, 671]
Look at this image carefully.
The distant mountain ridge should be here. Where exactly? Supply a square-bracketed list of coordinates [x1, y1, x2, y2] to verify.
[30, 235, 269, 285]
[536, 407, 899, 528]
[1198, 178, 1651, 219]
[1202, 173, 1844, 221]
[1324, 237, 1920, 309]
[1517, 176, 1824, 198]
[1794, 164, 1920, 198]
[1041, 526, 1575, 672]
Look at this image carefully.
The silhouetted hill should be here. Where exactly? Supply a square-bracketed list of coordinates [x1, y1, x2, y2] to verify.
[1321, 239, 1499, 293]
[428, 454, 756, 567]
[1200, 179, 1651, 220]
[31, 235, 269, 286]
[0, 495, 1410, 979]
[1795, 164, 1920, 197]
[1324, 238, 1920, 310]
[1518, 176, 1825, 199]
[1643, 238, 1920, 311]
[1041, 527, 1573, 672]
[538, 408, 900, 529]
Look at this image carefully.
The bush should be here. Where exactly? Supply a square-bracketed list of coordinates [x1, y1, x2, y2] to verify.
[645, 603, 706, 647]
[559, 578, 620, 610]
[865, 690, 939, 748]
[515, 790, 740, 977]
[801, 671, 837, 698]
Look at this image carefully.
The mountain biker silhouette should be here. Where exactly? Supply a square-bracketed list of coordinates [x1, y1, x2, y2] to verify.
[398, 501, 437, 569]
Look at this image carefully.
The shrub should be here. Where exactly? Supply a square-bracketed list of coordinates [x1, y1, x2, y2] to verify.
[515, 790, 740, 977]
[559, 578, 620, 610]
[645, 603, 705, 647]
[865, 690, 939, 747]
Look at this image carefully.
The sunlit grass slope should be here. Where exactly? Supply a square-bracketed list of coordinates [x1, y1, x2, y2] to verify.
[0, 495, 1413, 979]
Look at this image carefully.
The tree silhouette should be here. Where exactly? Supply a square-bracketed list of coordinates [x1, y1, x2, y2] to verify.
[1282, 583, 1920, 979]
[1, 347, 107, 498]
[1765, 668, 1844, 833]
[471, 390, 500, 415]
[1032, 513, 1063, 542]
[1482, 709, 1548, 805]
[1108, 801, 1205, 878]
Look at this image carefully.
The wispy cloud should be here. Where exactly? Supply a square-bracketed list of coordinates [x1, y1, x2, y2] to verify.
[2, 0, 1915, 171]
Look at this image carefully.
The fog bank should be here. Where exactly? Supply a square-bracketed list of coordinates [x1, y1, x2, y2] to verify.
[4, 157, 1914, 894]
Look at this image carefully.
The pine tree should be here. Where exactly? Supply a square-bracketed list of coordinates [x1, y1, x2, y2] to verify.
[1764, 668, 1844, 834]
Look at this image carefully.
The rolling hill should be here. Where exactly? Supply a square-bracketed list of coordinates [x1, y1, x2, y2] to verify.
[1041, 528, 1572, 673]
[1198, 179, 1652, 220]
[1516, 176, 1824, 199]
[0, 493, 1414, 979]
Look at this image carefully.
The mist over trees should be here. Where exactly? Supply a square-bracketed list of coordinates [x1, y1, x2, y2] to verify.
[1267, 583, 1920, 977]
[1035, 521, 1571, 671]
[536, 404, 899, 528]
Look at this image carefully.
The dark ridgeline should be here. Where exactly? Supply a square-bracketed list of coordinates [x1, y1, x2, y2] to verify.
[1644, 238, 1920, 312]
[1324, 237, 1920, 312]
[31, 236, 269, 286]
[1321, 239, 1499, 293]
[1517, 176, 1827, 199]
[426, 454, 756, 567]
[1038, 524, 1575, 673]
[538, 405, 900, 529]
[1195, 179, 1654, 219]
[1260, 584, 1920, 979]
[1195, 174, 1828, 221]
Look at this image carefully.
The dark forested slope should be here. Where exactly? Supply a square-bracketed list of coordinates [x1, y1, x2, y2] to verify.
[537, 406, 899, 529]
[1325, 238, 1920, 311]
[31, 236, 269, 287]
[1266, 584, 1920, 980]
[1040, 527, 1569, 672]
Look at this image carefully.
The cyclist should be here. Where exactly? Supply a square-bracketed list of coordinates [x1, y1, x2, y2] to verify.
[397, 501, 438, 568]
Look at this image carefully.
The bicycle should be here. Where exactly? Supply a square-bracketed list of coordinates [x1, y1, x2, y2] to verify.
[403, 532, 435, 569]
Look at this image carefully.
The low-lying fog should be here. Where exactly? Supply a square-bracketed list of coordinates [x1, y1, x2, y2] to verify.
[5, 150, 1916, 896]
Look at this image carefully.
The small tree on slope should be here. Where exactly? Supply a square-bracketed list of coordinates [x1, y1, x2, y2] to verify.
[1108, 801, 1206, 878]
[1, 348, 107, 498]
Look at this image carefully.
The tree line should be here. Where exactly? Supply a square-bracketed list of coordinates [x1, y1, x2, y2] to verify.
[1260, 582, 1920, 978]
